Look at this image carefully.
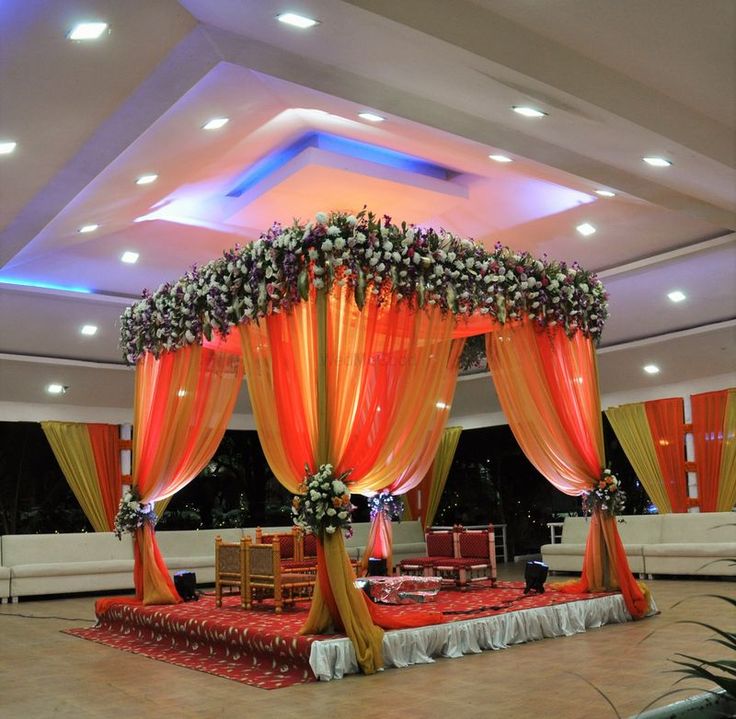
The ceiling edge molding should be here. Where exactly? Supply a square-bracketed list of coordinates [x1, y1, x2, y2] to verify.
[0, 353, 130, 371]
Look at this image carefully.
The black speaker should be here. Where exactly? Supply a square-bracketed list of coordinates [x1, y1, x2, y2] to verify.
[524, 561, 548, 594]
[174, 571, 198, 601]
[367, 557, 387, 576]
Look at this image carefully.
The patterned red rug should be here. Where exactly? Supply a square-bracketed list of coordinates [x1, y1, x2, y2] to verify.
[65, 581, 614, 689]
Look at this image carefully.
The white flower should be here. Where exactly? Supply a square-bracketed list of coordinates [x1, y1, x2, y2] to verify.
[346, 215, 357, 226]
[326, 508, 336, 516]
[308, 248, 318, 260]
[332, 480, 346, 495]
[313, 278, 325, 289]
[326, 525, 336, 534]
[130, 501, 140, 511]
[321, 239, 333, 252]
[338, 511, 348, 520]
[310, 490, 321, 501]
[334, 237, 346, 250]
[315, 212, 328, 224]
[327, 225, 340, 236]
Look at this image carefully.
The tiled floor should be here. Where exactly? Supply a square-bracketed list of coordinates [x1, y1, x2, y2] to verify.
[1, 564, 733, 719]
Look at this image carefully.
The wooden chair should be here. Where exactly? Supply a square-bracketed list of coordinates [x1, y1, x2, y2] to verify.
[255, 526, 317, 574]
[399, 528, 459, 577]
[243, 537, 315, 613]
[214, 535, 247, 608]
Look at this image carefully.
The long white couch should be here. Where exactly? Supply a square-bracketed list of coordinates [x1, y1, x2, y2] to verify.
[542, 512, 736, 577]
[0, 520, 427, 600]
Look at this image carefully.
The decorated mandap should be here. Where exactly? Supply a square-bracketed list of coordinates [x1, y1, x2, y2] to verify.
[115, 209, 651, 675]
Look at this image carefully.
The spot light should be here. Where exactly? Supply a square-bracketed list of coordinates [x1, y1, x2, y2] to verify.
[667, 290, 686, 303]
[68, 22, 109, 41]
[512, 106, 547, 118]
[277, 12, 319, 28]
[643, 364, 660, 375]
[202, 117, 229, 130]
[0, 141, 17, 155]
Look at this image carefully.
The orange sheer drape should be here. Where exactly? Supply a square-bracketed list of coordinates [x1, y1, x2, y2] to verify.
[644, 398, 689, 512]
[87, 424, 122, 530]
[131, 345, 243, 604]
[486, 320, 648, 619]
[691, 389, 729, 512]
[239, 286, 461, 672]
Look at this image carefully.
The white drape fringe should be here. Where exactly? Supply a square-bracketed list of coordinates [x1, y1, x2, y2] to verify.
[309, 594, 651, 681]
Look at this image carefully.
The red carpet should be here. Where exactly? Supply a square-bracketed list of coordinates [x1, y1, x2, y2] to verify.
[65, 581, 614, 689]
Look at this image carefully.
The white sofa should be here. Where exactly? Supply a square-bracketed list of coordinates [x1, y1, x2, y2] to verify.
[0, 520, 430, 600]
[542, 512, 735, 577]
[155, 528, 245, 584]
[3, 532, 136, 599]
[0, 540, 10, 603]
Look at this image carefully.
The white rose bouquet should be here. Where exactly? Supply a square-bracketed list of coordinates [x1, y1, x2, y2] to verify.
[292, 464, 355, 538]
[113, 487, 157, 539]
[582, 469, 626, 517]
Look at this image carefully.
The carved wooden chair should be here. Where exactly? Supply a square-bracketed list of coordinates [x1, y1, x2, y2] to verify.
[434, 525, 497, 588]
[243, 537, 315, 613]
[214, 535, 247, 608]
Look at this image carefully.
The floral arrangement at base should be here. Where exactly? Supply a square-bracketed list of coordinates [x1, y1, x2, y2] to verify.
[292, 464, 355, 538]
[368, 490, 404, 522]
[582, 469, 626, 517]
[113, 487, 157, 539]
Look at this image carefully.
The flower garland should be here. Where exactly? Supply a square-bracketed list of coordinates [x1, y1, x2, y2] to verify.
[120, 209, 608, 363]
[113, 487, 157, 539]
[291, 464, 355, 538]
[368, 490, 404, 522]
[582, 469, 626, 517]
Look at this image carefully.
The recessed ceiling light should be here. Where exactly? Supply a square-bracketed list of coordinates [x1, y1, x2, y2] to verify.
[80, 324, 98, 336]
[358, 112, 385, 122]
[121, 251, 139, 264]
[489, 154, 513, 163]
[576, 222, 597, 237]
[667, 290, 686, 303]
[436, 402, 449, 409]
[276, 12, 319, 28]
[135, 173, 158, 185]
[47, 383, 66, 394]
[78, 224, 99, 233]
[595, 189, 615, 198]
[512, 106, 547, 118]
[202, 117, 229, 131]
[643, 364, 660, 375]
[0, 141, 17, 155]
[68, 22, 108, 41]
[643, 156, 672, 167]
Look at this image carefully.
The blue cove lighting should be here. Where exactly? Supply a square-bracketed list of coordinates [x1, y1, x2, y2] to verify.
[0, 277, 92, 294]
[228, 131, 453, 198]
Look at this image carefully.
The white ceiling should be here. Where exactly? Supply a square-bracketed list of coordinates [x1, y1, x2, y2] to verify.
[0, 0, 734, 420]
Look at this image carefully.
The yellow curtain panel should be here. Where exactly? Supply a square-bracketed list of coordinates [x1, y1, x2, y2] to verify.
[424, 426, 463, 527]
[716, 388, 736, 511]
[605, 403, 673, 513]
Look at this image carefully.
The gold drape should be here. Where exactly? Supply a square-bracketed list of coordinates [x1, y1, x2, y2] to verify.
[424, 426, 463, 528]
[605, 404, 673, 513]
[42, 422, 110, 532]
[717, 389, 736, 511]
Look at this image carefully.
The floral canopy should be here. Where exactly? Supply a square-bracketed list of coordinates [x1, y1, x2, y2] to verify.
[119, 209, 648, 675]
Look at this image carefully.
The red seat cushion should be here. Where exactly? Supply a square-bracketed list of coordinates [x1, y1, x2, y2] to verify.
[425, 532, 454, 557]
[458, 531, 491, 560]
[434, 557, 489, 568]
[400, 557, 437, 566]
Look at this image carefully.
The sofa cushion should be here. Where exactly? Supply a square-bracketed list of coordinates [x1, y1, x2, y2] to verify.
[392, 521, 424, 545]
[393, 542, 427, 556]
[660, 513, 736, 544]
[542, 543, 644, 556]
[12, 560, 134, 578]
[616, 516, 662, 545]
[2, 532, 133, 566]
[0, 567, 11, 579]
[644, 542, 736, 558]
[155, 528, 241, 559]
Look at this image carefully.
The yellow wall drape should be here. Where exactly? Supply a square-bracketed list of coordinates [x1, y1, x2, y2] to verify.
[605, 404, 673, 513]
[717, 389, 736, 511]
[41, 421, 111, 532]
[424, 426, 463, 528]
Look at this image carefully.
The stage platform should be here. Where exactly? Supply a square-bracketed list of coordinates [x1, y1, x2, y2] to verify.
[66, 581, 640, 689]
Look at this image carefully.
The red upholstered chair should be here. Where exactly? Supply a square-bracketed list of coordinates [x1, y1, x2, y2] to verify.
[434, 525, 497, 588]
[255, 527, 315, 574]
[399, 529, 458, 577]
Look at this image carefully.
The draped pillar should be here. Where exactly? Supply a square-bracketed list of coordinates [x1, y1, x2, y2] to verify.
[131, 344, 243, 604]
[42, 422, 122, 532]
[486, 320, 648, 619]
[239, 285, 460, 672]
[405, 426, 463, 528]
[692, 388, 736, 511]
